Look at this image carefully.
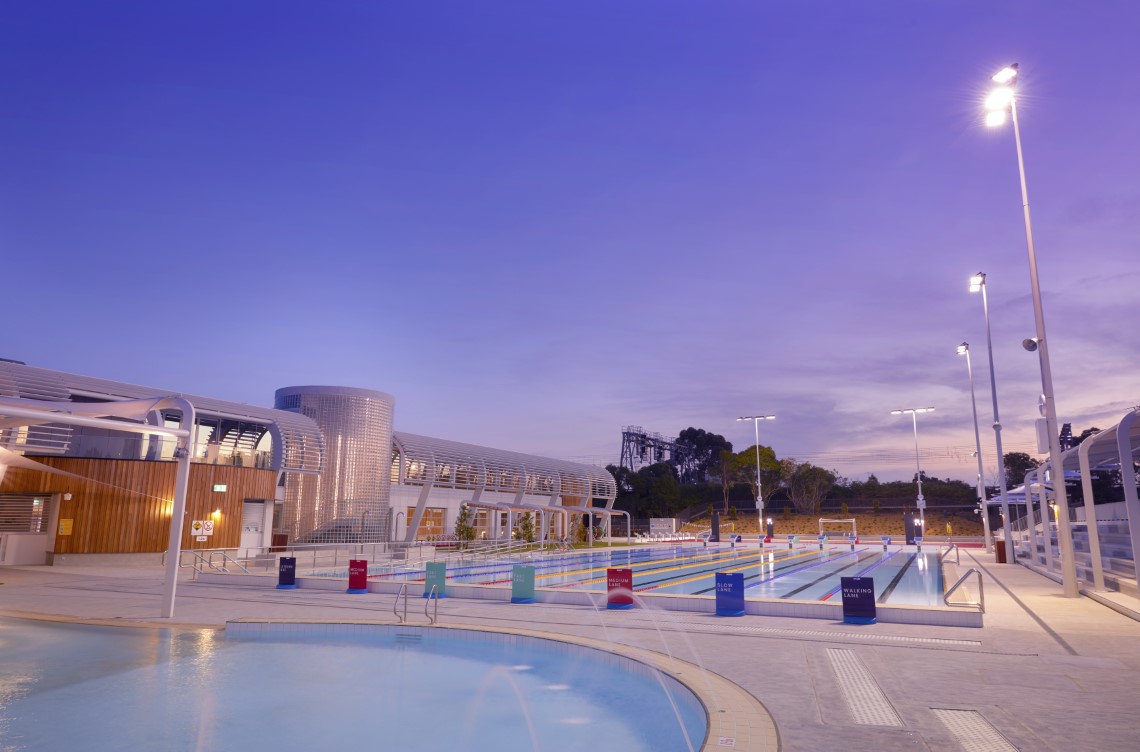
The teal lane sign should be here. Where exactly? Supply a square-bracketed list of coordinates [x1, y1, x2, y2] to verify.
[511, 565, 536, 603]
[424, 561, 447, 599]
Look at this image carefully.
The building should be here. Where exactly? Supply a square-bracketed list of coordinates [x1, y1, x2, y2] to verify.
[0, 361, 616, 564]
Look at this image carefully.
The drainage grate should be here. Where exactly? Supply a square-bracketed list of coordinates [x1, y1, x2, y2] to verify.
[931, 709, 1018, 751]
[826, 648, 903, 727]
[394, 633, 422, 644]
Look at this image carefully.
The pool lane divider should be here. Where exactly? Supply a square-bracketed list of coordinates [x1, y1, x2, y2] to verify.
[557, 546, 812, 590]
[819, 550, 901, 601]
[875, 552, 918, 604]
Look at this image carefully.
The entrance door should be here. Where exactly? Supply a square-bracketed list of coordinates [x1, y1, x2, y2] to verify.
[240, 500, 266, 555]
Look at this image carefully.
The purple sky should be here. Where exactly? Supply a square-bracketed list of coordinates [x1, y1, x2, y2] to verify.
[4, 2, 1138, 484]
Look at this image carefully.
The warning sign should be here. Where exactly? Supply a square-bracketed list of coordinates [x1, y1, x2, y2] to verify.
[191, 520, 215, 536]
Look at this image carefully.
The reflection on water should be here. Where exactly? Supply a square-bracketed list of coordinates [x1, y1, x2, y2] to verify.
[0, 619, 705, 752]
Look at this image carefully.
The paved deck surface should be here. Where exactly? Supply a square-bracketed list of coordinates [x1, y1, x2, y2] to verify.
[3, 547, 1140, 751]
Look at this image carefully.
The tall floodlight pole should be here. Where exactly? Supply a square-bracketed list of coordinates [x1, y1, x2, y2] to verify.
[970, 272, 1014, 563]
[737, 415, 775, 537]
[891, 407, 934, 529]
[984, 64, 1078, 596]
[958, 343, 993, 552]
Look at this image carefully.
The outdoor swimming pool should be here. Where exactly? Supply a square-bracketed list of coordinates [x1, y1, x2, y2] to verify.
[372, 544, 946, 607]
[0, 617, 706, 752]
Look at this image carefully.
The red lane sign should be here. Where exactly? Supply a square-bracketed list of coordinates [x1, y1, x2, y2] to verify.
[347, 559, 369, 594]
[607, 568, 634, 609]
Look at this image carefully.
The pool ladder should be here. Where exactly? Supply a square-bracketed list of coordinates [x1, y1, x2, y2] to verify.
[392, 582, 439, 625]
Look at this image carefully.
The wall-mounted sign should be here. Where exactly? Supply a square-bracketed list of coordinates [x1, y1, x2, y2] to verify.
[58, 519, 73, 536]
[191, 520, 214, 536]
[212, 484, 227, 492]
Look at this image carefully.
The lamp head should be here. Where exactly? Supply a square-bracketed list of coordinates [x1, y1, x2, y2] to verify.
[957, 343, 969, 355]
[1022, 338, 1039, 352]
[992, 64, 1019, 84]
[968, 272, 985, 292]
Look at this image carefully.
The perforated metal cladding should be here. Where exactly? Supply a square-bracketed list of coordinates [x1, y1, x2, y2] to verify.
[276, 388, 395, 543]
[391, 431, 617, 502]
[0, 361, 324, 474]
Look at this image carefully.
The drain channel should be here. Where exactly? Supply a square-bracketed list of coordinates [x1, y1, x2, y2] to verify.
[931, 708, 1018, 751]
[826, 648, 903, 727]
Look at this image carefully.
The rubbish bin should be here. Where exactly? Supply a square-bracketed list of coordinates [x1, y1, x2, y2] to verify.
[994, 542, 1007, 564]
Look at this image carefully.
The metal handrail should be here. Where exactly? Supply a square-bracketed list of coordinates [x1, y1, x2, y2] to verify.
[177, 549, 250, 576]
[425, 585, 438, 624]
[393, 582, 408, 623]
[940, 543, 960, 565]
[944, 568, 985, 612]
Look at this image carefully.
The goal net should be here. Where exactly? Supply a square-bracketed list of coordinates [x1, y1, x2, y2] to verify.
[818, 518, 857, 539]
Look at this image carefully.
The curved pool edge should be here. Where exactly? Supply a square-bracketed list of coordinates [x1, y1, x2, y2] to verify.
[226, 617, 780, 752]
[0, 607, 221, 632]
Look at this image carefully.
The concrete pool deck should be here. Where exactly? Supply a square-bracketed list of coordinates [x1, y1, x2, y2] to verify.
[3, 547, 1140, 751]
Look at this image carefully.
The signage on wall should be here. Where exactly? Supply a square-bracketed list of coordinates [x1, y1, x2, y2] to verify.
[191, 520, 214, 536]
[212, 484, 227, 493]
[58, 519, 73, 536]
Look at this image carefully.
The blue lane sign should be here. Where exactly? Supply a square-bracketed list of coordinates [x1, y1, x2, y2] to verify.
[840, 576, 877, 624]
[276, 557, 297, 589]
[715, 572, 745, 617]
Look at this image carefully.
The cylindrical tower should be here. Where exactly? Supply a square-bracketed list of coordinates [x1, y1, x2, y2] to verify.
[273, 386, 395, 543]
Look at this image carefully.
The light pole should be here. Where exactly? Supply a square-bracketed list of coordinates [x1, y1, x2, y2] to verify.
[969, 272, 1015, 564]
[737, 415, 775, 538]
[957, 343, 993, 552]
[891, 407, 934, 529]
[984, 64, 1079, 596]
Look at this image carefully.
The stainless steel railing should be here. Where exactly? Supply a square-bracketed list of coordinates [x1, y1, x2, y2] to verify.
[944, 568, 985, 612]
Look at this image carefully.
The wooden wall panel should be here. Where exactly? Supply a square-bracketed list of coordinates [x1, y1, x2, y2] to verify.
[0, 459, 277, 554]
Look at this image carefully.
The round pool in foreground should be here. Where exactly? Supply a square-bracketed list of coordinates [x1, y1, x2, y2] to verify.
[0, 617, 707, 751]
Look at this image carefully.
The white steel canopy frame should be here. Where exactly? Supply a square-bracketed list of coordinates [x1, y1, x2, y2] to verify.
[391, 432, 617, 543]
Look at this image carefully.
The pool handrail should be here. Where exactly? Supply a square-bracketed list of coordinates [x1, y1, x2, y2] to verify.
[393, 582, 408, 623]
[943, 568, 985, 613]
[425, 585, 438, 624]
[940, 543, 960, 566]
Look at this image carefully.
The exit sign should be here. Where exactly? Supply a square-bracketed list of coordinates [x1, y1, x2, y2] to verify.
[212, 484, 227, 492]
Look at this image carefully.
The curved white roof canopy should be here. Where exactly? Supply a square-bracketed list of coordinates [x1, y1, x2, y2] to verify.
[392, 431, 616, 502]
[0, 361, 324, 474]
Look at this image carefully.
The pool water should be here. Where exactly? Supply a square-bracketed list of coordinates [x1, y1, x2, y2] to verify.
[0, 618, 706, 752]
[377, 544, 946, 606]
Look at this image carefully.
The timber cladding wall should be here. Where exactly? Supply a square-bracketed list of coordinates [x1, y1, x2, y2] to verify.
[0, 459, 277, 554]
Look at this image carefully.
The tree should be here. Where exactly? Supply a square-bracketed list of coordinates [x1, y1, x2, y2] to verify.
[735, 444, 783, 508]
[454, 503, 476, 546]
[674, 427, 733, 484]
[1072, 427, 1101, 447]
[786, 462, 837, 515]
[518, 512, 536, 543]
[709, 449, 745, 511]
[1004, 452, 1041, 487]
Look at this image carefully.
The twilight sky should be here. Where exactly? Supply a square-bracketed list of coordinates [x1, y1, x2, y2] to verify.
[3, 1, 1138, 484]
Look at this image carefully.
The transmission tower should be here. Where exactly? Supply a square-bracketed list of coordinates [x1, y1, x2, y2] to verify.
[619, 426, 681, 473]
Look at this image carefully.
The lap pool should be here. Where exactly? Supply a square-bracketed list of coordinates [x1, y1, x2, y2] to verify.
[372, 544, 947, 607]
[0, 617, 707, 751]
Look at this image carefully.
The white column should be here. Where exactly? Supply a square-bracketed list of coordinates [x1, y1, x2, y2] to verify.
[1078, 435, 1106, 591]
